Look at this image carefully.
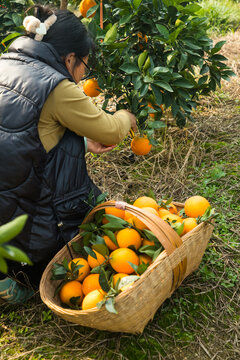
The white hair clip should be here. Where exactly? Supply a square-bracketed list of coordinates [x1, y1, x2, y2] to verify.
[23, 14, 57, 41]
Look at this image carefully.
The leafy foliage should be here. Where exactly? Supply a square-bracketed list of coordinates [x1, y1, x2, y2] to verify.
[84, 0, 235, 136]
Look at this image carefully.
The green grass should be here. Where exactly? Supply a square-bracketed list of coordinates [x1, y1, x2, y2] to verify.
[198, 0, 240, 34]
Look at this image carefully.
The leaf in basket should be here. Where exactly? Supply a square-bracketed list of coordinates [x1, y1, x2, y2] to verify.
[102, 214, 128, 226]
[71, 241, 83, 254]
[142, 229, 159, 246]
[94, 209, 105, 226]
[118, 275, 140, 291]
[105, 297, 118, 314]
[178, 208, 186, 217]
[83, 232, 94, 246]
[51, 263, 68, 280]
[99, 268, 111, 293]
[127, 261, 139, 273]
[53, 279, 68, 296]
[102, 229, 118, 247]
[84, 246, 97, 259]
[62, 258, 70, 271]
[152, 247, 162, 262]
[145, 189, 157, 200]
[96, 192, 108, 205]
[138, 245, 156, 257]
[171, 222, 184, 236]
[69, 296, 82, 309]
[158, 198, 173, 208]
[90, 265, 102, 273]
[79, 223, 97, 231]
[96, 299, 105, 309]
[198, 206, 217, 223]
[92, 235, 105, 245]
[92, 243, 109, 257]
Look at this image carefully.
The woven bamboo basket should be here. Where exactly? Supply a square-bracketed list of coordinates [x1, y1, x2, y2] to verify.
[40, 200, 214, 334]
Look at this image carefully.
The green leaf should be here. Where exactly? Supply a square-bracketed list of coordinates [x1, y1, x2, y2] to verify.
[138, 50, 148, 70]
[0, 256, 8, 274]
[105, 297, 118, 314]
[156, 24, 169, 39]
[173, 79, 194, 88]
[96, 192, 108, 205]
[119, 62, 139, 74]
[99, 268, 111, 293]
[0, 215, 28, 245]
[104, 25, 117, 44]
[84, 246, 97, 259]
[86, 4, 99, 18]
[0, 245, 32, 265]
[118, 275, 140, 290]
[92, 243, 109, 257]
[152, 248, 162, 262]
[151, 85, 163, 106]
[181, 4, 201, 14]
[119, 14, 132, 25]
[71, 241, 83, 254]
[136, 262, 149, 275]
[12, 13, 22, 27]
[133, 0, 143, 10]
[102, 214, 128, 226]
[102, 229, 118, 247]
[178, 53, 188, 71]
[51, 263, 68, 280]
[148, 121, 166, 129]
[154, 81, 173, 92]
[211, 41, 226, 55]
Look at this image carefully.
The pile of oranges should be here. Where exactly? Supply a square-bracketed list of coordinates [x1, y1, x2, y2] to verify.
[54, 195, 211, 311]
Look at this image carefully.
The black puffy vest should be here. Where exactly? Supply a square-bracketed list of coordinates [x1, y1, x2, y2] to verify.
[0, 37, 101, 264]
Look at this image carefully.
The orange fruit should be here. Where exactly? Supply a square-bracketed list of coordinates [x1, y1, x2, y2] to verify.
[103, 234, 118, 251]
[112, 273, 129, 287]
[109, 248, 139, 274]
[79, 0, 96, 18]
[182, 217, 198, 235]
[129, 216, 148, 230]
[87, 249, 106, 269]
[142, 238, 155, 246]
[68, 257, 90, 282]
[141, 206, 159, 217]
[83, 78, 101, 97]
[131, 137, 152, 156]
[82, 273, 101, 295]
[137, 32, 148, 43]
[81, 289, 105, 310]
[124, 210, 133, 221]
[161, 213, 183, 224]
[133, 196, 158, 211]
[148, 102, 164, 118]
[158, 208, 172, 218]
[184, 196, 210, 218]
[59, 280, 83, 306]
[116, 228, 142, 250]
[139, 254, 152, 265]
[105, 207, 125, 219]
[159, 200, 178, 214]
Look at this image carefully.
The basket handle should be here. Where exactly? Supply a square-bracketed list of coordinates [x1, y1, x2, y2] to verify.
[82, 200, 187, 290]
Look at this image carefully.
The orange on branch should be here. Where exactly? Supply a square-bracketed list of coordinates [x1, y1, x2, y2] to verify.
[116, 228, 142, 250]
[59, 280, 83, 306]
[83, 78, 101, 97]
[109, 248, 139, 274]
[184, 196, 210, 218]
[79, 0, 96, 18]
[131, 137, 152, 156]
[68, 257, 90, 281]
[81, 289, 105, 310]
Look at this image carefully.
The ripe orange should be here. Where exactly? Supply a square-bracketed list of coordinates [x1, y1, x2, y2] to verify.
[109, 248, 139, 274]
[87, 249, 106, 269]
[141, 206, 159, 217]
[137, 32, 148, 43]
[103, 234, 118, 251]
[105, 207, 125, 219]
[139, 254, 152, 265]
[161, 213, 183, 224]
[82, 273, 101, 295]
[131, 137, 152, 156]
[59, 280, 83, 306]
[112, 273, 129, 287]
[68, 257, 90, 282]
[148, 102, 164, 118]
[184, 196, 210, 218]
[142, 238, 155, 246]
[182, 217, 198, 235]
[81, 289, 105, 310]
[133, 196, 158, 211]
[124, 210, 133, 221]
[127, 216, 148, 230]
[159, 200, 178, 214]
[79, 0, 96, 18]
[116, 228, 142, 250]
[158, 208, 172, 218]
[83, 78, 101, 97]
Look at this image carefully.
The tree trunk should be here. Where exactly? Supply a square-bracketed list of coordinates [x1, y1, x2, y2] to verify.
[60, 0, 68, 10]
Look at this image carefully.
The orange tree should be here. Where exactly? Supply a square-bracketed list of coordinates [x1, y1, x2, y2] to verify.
[82, 0, 235, 143]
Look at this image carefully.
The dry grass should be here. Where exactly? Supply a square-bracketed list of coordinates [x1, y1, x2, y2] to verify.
[0, 32, 240, 360]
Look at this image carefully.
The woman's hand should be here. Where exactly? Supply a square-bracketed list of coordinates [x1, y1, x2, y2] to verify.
[86, 139, 116, 154]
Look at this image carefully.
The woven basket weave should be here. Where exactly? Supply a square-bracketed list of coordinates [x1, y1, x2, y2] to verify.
[40, 200, 214, 334]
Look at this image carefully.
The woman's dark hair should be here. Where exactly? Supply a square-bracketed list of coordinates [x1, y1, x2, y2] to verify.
[25, 5, 94, 60]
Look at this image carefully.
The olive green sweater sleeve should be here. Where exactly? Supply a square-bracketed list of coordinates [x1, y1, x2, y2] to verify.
[39, 79, 131, 152]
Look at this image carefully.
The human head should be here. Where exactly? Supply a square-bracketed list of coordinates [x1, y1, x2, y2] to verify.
[24, 5, 95, 82]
